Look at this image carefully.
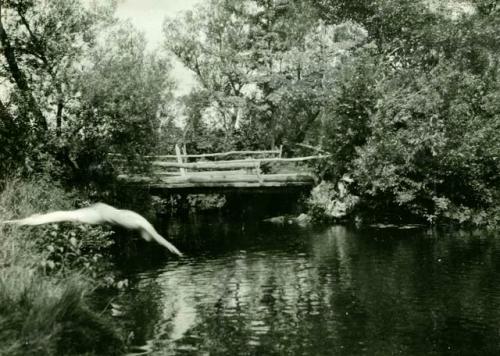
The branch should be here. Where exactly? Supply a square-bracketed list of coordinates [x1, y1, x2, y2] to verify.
[17, 9, 52, 70]
[0, 4, 47, 130]
[18, 7, 65, 133]
[295, 143, 329, 154]
[293, 109, 322, 143]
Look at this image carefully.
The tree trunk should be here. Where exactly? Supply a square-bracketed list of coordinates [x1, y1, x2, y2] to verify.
[293, 109, 322, 144]
[0, 98, 16, 130]
[0, 98, 24, 166]
[56, 98, 63, 137]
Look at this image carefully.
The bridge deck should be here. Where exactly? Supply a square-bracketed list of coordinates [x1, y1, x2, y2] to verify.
[117, 172, 316, 189]
[112, 146, 326, 192]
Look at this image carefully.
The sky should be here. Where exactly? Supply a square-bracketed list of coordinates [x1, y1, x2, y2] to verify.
[115, 0, 200, 95]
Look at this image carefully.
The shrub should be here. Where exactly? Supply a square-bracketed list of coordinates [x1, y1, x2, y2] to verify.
[308, 180, 360, 221]
[349, 64, 500, 225]
[0, 178, 124, 355]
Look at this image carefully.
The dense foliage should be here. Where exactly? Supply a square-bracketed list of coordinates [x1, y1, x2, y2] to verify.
[0, 2, 172, 354]
[163, 0, 367, 151]
[0, 179, 124, 355]
[0, 0, 174, 181]
[0, 0, 498, 227]
[164, 0, 499, 226]
[312, 0, 500, 225]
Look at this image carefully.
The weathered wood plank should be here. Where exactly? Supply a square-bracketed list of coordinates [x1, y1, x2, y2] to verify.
[150, 155, 327, 169]
[117, 173, 314, 184]
[146, 149, 281, 159]
[147, 181, 313, 189]
[167, 173, 313, 183]
[156, 169, 248, 176]
[151, 160, 261, 170]
[152, 171, 183, 176]
[112, 148, 320, 191]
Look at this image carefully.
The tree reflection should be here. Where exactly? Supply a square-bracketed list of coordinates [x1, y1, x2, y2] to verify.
[117, 222, 500, 355]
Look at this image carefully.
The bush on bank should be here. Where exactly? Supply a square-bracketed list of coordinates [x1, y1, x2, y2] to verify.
[313, 50, 500, 228]
[0, 178, 124, 355]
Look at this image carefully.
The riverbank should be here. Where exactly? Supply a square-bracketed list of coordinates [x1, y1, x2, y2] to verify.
[0, 179, 124, 356]
[306, 179, 500, 229]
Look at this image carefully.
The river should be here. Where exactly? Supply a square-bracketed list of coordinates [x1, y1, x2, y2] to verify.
[109, 216, 500, 355]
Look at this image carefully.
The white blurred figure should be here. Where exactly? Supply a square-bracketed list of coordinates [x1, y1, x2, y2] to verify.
[3, 203, 182, 256]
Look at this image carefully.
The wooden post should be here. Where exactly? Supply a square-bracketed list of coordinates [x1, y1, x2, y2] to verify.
[256, 161, 263, 184]
[279, 145, 283, 159]
[182, 145, 188, 174]
[175, 144, 186, 176]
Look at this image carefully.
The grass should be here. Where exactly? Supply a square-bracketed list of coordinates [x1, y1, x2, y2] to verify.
[0, 178, 124, 355]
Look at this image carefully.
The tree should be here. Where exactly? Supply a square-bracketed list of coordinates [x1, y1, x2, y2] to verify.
[312, 0, 500, 224]
[163, 0, 254, 148]
[0, 0, 47, 131]
[72, 22, 175, 171]
[0, 0, 116, 176]
[0, 1, 175, 180]
[164, 0, 367, 150]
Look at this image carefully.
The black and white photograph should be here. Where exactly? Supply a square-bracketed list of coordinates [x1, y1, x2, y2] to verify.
[0, 0, 499, 355]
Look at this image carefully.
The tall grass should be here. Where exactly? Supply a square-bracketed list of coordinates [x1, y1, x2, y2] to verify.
[0, 178, 123, 355]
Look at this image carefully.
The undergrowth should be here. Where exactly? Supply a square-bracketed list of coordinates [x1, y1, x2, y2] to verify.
[0, 178, 124, 355]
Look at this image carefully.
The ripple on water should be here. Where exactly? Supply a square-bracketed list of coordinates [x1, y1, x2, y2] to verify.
[118, 224, 500, 355]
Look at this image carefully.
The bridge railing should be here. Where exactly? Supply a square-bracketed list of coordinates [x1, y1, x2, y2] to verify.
[147, 146, 283, 161]
[109, 145, 329, 187]
[148, 145, 283, 177]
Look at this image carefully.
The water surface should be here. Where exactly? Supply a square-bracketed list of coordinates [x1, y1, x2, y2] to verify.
[112, 217, 500, 355]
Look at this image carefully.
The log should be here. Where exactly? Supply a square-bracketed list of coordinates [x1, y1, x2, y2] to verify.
[152, 171, 182, 176]
[117, 173, 314, 185]
[117, 175, 151, 183]
[157, 169, 247, 176]
[170, 173, 313, 184]
[118, 178, 314, 189]
[150, 155, 328, 169]
[148, 182, 313, 189]
[146, 149, 281, 159]
[151, 160, 261, 170]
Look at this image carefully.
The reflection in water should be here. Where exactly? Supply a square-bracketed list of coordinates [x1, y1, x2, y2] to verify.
[115, 219, 500, 355]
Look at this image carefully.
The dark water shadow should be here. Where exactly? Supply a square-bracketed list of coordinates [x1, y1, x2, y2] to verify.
[106, 219, 500, 356]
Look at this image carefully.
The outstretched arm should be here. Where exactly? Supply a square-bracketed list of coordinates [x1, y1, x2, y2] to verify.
[140, 228, 183, 257]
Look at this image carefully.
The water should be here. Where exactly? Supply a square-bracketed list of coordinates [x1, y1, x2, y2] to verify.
[111, 217, 500, 355]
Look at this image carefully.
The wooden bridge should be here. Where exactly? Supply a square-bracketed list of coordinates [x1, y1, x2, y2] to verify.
[112, 145, 327, 192]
